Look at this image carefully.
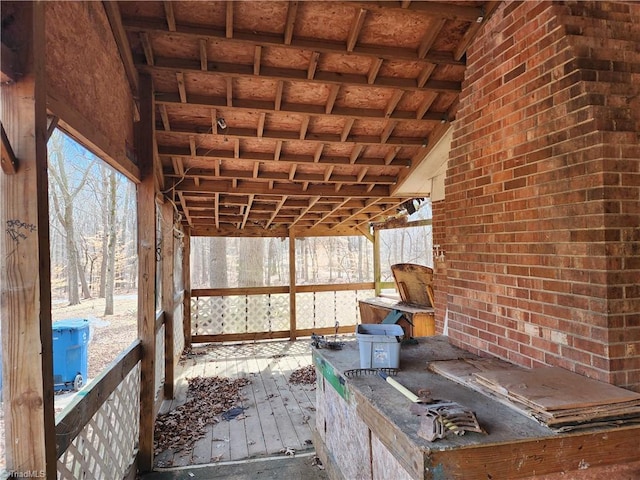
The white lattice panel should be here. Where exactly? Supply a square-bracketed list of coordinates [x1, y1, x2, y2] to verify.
[156, 325, 165, 399]
[314, 292, 337, 329]
[335, 290, 358, 326]
[192, 296, 222, 335]
[57, 363, 140, 480]
[246, 295, 269, 333]
[223, 296, 247, 334]
[295, 292, 316, 329]
[269, 294, 290, 331]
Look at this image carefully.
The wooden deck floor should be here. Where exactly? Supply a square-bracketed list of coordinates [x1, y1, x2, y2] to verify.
[155, 340, 317, 468]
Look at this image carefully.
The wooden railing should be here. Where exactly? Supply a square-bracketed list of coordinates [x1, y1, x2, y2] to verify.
[191, 282, 375, 343]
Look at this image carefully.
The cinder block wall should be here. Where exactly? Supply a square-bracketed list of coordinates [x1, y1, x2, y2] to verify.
[442, 1, 640, 389]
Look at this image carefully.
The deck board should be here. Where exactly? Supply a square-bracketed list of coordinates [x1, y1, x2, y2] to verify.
[154, 340, 317, 468]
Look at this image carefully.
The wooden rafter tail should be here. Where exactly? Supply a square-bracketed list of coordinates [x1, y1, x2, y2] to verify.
[1, 121, 19, 174]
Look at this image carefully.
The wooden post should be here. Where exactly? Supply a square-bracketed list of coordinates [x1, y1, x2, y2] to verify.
[182, 229, 192, 348]
[161, 201, 175, 398]
[0, 3, 57, 477]
[289, 229, 297, 340]
[136, 73, 157, 473]
[373, 228, 381, 296]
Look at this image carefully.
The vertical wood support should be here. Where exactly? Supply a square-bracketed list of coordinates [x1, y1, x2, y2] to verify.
[289, 229, 297, 340]
[182, 229, 192, 348]
[373, 228, 381, 296]
[136, 73, 157, 473]
[161, 201, 175, 398]
[0, 3, 57, 477]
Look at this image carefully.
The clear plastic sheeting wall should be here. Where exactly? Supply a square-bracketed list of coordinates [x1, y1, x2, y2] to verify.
[190, 237, 289, 289]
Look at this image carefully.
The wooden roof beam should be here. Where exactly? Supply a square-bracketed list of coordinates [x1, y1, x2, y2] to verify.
[332, 198, 381, 228]
[199, 39, 208, 71]
[225, 0, 234, 38]
[167, 169, 397, 186]
[240, 194, 254, 229]
[290, 196, 321, 227]
[226, 77, 233, 106]
[307, 51, 320, 80]
[158, 145, 411, 168]
[385, 91, 404, 118]
[140, 32, 154, 66]
[257, 112, 266, 137]
[176, 72, 187, 102]
[341, 118, 355, 142]
[325, 85, 340, 114]
[274, 80, 284, 110]
[122, 18, 464, 67]
[253, 45, 262, 75]
[380, 120, 398, 144]
[214, 192, 220, 228]
[158, 104, 171, 131]
[418, 19, 446, 59]
[284, 1, 298, 45]
[274, 140, 283, 161]
[163, 1, 176, 31]
[299, 116, 310, 140]
[266, 196, 288, 228]
[347, 9, 368, 52]
[139, 59, 462, 93]
[338, 1, 484, 21]
[312, 198, 352, 228]
[171, 178, 391, 197]
[159, 125, 428, 147]
[155, 92, 448, 123]
[356, 198, 409, 226]
[367, 58, 384, 85]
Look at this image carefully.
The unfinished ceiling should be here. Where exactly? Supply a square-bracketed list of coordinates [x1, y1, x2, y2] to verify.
[115, 0, 497, 236]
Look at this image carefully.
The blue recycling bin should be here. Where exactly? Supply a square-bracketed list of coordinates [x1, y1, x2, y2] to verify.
[52, 318, 90, 391]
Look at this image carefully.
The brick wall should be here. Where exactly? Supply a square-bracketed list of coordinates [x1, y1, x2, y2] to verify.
[444, 1, 640, 389]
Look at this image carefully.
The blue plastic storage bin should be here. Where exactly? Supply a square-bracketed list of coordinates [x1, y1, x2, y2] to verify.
[52, 318, 90, 391]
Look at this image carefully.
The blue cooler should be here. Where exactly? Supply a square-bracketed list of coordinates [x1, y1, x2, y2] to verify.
[52, 318, 90, 391]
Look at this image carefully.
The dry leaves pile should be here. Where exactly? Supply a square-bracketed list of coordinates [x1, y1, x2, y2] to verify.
[289, 365, 316, 385]
[154, 375, 251, 454]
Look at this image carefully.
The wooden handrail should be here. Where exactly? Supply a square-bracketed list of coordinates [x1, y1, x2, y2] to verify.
[192, 282, 374, 298]
[55, 340, 142, 459]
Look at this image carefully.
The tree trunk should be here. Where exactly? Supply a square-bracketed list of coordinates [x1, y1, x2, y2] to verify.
[77, 244, 91, 299]
[238, 239, 263, 287]
[99, 170, 109, 297]
[63, 202, 81, 305]
[104, 171, 117, 315]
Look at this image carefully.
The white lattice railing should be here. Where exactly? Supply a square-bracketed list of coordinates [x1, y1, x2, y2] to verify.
[56, 341, 141, 480]
[191, 285, 375, 337]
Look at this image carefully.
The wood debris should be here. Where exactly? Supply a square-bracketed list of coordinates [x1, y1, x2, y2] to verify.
[289, 365, 316, 385]
[154, 375, 250, 454]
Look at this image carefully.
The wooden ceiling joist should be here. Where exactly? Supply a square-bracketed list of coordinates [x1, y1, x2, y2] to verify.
[158, 146, 411, 168]
[154, 92, 448, 123]
[141, 59, 461, 93]
[122, 18, 465, 66]
[115, 0, 495, 234]
[159, 125, 431, 147]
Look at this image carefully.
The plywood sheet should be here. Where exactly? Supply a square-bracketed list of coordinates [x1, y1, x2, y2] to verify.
[474, 367, 640, 412]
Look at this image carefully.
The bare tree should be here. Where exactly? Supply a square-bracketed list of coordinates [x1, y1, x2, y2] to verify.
[104, 170, 118, 315]
[49, 133, 95, 305]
